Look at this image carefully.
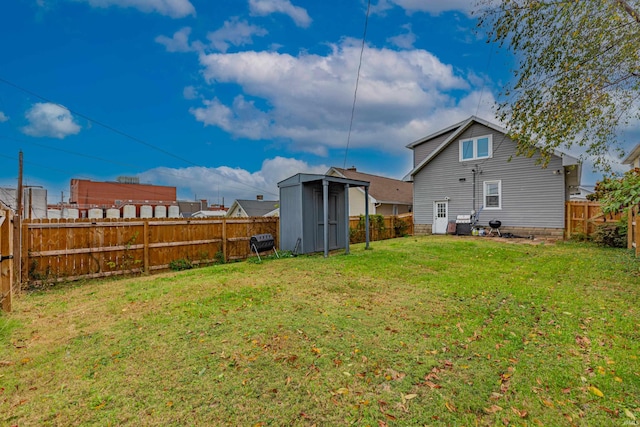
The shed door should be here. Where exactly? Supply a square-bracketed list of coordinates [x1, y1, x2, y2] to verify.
[433, 201, 448, 234]
[314, 189, 339, 251]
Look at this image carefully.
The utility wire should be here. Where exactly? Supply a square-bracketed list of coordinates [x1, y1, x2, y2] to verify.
[0, 76, 278, 197]
[343, 0, 371, 169]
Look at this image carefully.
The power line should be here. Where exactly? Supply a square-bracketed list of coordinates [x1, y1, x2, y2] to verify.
[343, 0, 371, 169]
[0, 76, 279, 198]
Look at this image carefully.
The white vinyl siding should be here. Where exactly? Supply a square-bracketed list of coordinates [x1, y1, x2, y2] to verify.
[483, 180, 501, 209]
[459, 135, 492, 161]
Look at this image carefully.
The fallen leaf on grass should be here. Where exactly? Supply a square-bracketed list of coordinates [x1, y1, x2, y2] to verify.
[511, 407, 528, 418]
[445, 401, 457, 412]
[562, 388, 571, 394]
[599, 406, 618, 416]
[403, 394, 417, 400]
[483, 405, 503, 414]
[424, 380, 441, 389]
[588, 386, 604, 397]
[575, 335, 591, 348]
[335, 387, 349, 395]
[624, 408, 636, 420]
[542, 399, 554, 408]
[0, 361, 14, 367]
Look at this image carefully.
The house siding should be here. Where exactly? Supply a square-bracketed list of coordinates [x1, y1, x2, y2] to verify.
[413, 122, 566, 230]
[413, 129, 456, 167]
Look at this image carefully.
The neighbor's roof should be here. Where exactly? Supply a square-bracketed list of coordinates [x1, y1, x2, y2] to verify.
[234, 199, 279, 217]
[328, 167, 412, 205]
[404, 115, 580, 181]
[622, 143, 640, 165]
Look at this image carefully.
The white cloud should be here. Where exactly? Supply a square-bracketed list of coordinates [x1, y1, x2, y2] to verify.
[387, 24, 416, 49]
[78, 0, 195, 18]
[249, 0, 312, 28]
[190, 39, 491, 155]
[155, 27, 195, 52]
[22, 103, 82, 139]
[374, 0, 477, 16]
[207, 17, 268, 53]
[139, 156, 328, 202]
[0, 112, 8, 123]
[183, 85, 198, 100]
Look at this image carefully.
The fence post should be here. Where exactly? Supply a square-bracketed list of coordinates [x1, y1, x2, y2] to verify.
[629, 208, 634, 251]
[143, 220, 150, 274]
[633, 205, 640, 256]
[13, 214, 21, 293]
[222, 217, 227, 262]
[565, 202, 572, 239]
[1, 209, 13, 312]
[21, 221, 29, 288]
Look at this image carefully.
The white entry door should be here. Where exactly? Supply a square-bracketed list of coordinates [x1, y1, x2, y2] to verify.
[433, 201, 448, 234]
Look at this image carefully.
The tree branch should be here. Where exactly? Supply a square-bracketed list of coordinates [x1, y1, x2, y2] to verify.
[613, 0, 640, 24]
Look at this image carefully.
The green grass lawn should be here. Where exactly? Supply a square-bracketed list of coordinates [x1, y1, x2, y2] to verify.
[1, 236, 639, 426]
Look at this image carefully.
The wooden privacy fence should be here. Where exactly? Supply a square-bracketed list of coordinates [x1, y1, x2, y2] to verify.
[1, 207, 14, 312]
[22, 217, 278, 287]
[0, 213, 416, 308]
[630, 205, 640, 256]
[349, 213, 413, 243]
[565, 201, 623, 238]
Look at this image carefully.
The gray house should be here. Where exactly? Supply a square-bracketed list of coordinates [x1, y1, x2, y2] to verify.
[404, 116, 581, 237]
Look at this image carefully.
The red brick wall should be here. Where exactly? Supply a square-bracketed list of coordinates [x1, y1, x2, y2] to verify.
[70, 179, 176, 207]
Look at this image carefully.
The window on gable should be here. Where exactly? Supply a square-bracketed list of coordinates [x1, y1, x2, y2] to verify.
[459, 135, 492, 161]
[484, 180, 501, 209]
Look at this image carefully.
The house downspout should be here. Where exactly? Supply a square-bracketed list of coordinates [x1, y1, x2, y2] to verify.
[472, 166, 477, 216]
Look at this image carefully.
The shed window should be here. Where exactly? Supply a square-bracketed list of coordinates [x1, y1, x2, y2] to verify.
[460, 135, 492, 161]
[483, 180, 501, 209]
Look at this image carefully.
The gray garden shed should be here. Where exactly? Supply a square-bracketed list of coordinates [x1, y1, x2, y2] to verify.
[278, 173, 370, 257]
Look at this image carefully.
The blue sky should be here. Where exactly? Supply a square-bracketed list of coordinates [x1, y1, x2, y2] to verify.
[0, 0, 631, 206]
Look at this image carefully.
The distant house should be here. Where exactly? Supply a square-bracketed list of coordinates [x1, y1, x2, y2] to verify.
[404, 116, 581, 237]
[569, 186, 595, 201]
[622, 143, 640, 169]
[326, 167, 412, 216]
[226, 197, 279, 218]
[191, 210, 227, 218]
[177, 200, 209, 218]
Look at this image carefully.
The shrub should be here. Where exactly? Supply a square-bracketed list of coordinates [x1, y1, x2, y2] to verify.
[169, 258, 193, 271]
[592, 221, 627, 248]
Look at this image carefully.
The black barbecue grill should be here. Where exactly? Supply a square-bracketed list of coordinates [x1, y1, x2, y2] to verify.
[488, 219, 502, 236]
[250, 233, 279, 261]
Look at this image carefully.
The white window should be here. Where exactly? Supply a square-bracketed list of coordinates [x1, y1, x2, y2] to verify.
[459, 135, 492, 161]
[483, 180, 501, 210]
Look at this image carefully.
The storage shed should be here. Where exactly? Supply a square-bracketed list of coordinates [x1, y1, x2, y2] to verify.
[278, 173, 370, 257]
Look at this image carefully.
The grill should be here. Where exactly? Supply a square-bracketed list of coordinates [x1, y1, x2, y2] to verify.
[250, 233, 279, 260]
[488, 219, 502, 236]
[455, 215, 472, 236]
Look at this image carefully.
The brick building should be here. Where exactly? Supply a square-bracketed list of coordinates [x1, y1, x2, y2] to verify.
[69, 178, 176, 208]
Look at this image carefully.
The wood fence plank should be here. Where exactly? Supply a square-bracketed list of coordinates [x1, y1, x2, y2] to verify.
[144, 220, 149, 274]
[1, 209, 13, 312]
